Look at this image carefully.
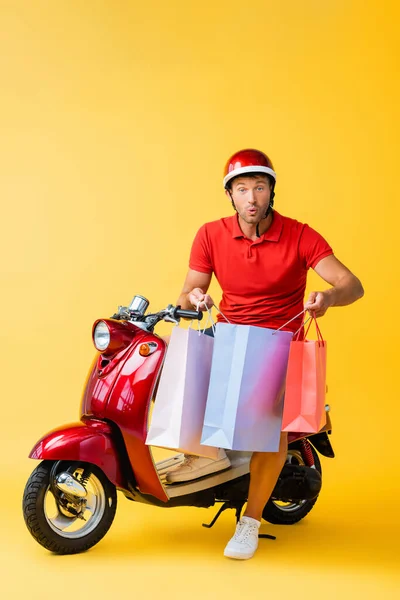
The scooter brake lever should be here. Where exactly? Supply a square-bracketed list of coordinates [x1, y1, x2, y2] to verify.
[164, 316, 179, 325]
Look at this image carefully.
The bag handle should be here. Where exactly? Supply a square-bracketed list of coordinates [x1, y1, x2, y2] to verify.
[293, 315, 311, 340]
[213, 302, 231, 324]
[272, 309, 307, 336]
[189, 300, 229, 335]
[189, 302, 206, 333]
[198, 303, 325, 344]
[274, 309, 324, 344]
[201, 301, 231, 325]
[201, 301, 217, 335]
[303, 314, 325, 345]
[189, 301, 218, 335]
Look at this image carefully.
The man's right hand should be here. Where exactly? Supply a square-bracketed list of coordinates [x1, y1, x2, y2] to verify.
[187, 288, 214, 311]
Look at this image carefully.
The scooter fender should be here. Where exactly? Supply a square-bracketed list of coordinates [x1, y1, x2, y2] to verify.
[29, 419, 126, 489]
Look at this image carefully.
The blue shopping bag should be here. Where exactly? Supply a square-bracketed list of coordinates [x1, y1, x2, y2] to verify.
[200, 322, 293, 452]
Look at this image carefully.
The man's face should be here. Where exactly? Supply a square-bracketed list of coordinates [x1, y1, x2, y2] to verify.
[226, 175, 272, 224]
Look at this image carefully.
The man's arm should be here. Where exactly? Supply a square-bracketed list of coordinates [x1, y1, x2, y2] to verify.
[176, 269, 213, 311]
[304, 255, 364, 317]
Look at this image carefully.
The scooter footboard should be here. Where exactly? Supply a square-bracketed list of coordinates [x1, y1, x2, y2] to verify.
[29, 419, 126, 489]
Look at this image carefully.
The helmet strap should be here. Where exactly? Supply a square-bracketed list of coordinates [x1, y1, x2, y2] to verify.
[228, 190, 238, 213]
[255, 187, 276, 238]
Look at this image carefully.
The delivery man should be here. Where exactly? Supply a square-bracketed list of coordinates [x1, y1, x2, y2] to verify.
[167, 149, 364, 559]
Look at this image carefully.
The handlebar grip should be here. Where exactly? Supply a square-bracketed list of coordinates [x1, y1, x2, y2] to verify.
[174, 307, 203, 321]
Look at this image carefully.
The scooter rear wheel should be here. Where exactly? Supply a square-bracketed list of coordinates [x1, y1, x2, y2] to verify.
[262, 444, 322, 525]
[23, 460, 117, 554]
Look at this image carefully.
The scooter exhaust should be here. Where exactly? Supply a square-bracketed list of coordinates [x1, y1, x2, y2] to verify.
[55, 473, 87, 498]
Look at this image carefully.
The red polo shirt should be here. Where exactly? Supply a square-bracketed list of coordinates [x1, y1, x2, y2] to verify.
[189, 210, 333, 334]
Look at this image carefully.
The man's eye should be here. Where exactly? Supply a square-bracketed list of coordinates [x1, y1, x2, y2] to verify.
[238, 188, 246, 193]
[257, 186, 264, 191]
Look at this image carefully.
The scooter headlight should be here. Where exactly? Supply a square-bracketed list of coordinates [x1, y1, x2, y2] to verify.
[93, 321, 110, 352]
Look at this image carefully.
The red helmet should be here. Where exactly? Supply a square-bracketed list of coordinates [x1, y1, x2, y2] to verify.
[223, 149, 276, 189]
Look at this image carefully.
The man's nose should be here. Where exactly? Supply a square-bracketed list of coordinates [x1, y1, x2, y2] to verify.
[248, 191, 256, 204]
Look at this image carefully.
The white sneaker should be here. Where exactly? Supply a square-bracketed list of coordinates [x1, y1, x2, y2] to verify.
[165, 451, 231, 483]
[224, 516, 261, 560]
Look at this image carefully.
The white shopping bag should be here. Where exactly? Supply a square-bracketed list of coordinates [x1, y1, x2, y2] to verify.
[146, 325, 219, 458]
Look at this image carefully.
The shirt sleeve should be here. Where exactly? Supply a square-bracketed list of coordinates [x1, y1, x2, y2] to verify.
[189, 224, 213, 274]
[298, 224, 334, 270]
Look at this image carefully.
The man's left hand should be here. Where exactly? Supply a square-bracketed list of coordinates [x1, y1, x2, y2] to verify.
[304, 291, 333, 318]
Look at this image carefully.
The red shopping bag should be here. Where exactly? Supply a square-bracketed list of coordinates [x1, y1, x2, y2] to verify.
[282, 316, 327, 433]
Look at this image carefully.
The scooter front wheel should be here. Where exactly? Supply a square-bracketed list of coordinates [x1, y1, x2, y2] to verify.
[23, 460, 117, 554]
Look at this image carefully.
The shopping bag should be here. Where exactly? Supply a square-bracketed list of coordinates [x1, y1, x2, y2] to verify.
[145, 325, 219, 458]
[200, 322, 293, 452]
[282, 316, 327, 433]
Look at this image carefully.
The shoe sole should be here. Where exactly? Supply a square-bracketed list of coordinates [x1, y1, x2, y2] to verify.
[224, 549, 256, 560]
[165, 460, 231, 483]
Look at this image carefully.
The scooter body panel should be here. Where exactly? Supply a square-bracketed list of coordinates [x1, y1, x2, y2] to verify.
[81, 321, 148, 418]
[308, 431, 335, 458]
[29, 419, 126, 489]
[101, 331, 168, 501]
[77, 320, 169, 501]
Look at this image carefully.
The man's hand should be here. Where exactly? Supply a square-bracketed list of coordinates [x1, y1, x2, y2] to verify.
[304, 291, 334, 318]
[188, 287, 214, 311]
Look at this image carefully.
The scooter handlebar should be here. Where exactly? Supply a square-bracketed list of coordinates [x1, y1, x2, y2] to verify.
[173, 306, 203, 321]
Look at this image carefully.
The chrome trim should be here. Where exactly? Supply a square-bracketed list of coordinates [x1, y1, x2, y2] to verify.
[56, 473, 87, 498]
[46, 472, 106, 539]
[129, 295, 149, 315]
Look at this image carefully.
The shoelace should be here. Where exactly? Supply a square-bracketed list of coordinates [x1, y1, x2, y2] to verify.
[182, 454, 196, 466]
[233, 520, 259, 543]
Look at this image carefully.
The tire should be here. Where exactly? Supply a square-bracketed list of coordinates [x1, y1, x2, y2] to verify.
[262, 444, 322, 525]
[23, 461, 117, 554]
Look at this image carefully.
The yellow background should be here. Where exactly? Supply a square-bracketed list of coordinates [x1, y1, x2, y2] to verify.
[1, 1, 399, 597]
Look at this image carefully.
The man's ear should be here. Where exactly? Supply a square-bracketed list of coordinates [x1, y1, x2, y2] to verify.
[225, 189, 231, 198]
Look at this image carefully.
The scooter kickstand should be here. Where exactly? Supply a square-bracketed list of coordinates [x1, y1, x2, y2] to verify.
[202, 503, 230, 528]
[202, 503, 276, 539]
[258, 533, 276, 540]
[235, 504, 243, 523]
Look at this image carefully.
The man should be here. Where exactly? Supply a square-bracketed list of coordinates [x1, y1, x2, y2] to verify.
[167, 149, 364, 559]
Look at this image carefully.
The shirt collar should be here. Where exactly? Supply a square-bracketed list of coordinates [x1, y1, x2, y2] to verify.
[231, 210, 283, 242]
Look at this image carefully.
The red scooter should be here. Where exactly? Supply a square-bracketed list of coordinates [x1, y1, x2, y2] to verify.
[23, 295, 334, 554]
